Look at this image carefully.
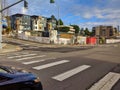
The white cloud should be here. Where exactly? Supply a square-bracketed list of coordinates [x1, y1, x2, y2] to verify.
[83, 13, 93, 19]
[79, 20, 120, 30]
[6, 0, 120, 30]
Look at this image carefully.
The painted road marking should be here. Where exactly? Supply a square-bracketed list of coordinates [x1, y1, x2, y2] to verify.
[33, 60, 70, 70]
[52, 65, 91, 81]
[16, 55, 46, 61]
[8, 54, 37, 59]
[88, 72, 120, 90]
[7, 52, 30, 56]
[22, 58, 56, 65]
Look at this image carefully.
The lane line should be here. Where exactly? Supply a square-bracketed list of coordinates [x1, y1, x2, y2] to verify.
[16, 55, 46, 61]
[32, 60, 70, 70]
[88, 72, 120, 90]
[52, 65, 91, 81]
[8, 54, 37, 59]
[22, 58, 56, 65]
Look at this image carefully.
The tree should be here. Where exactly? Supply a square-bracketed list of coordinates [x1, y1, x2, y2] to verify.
[90, 30, 95, 36]
[84, 28, 90, 36]
[51, 15, 56, 19]
[6, 26, 11, 34]
[57, 19, 64, 25]
[70, 25, 80, 34]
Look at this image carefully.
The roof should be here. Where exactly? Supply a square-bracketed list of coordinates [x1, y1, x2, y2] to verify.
[11, 13, 31, 17]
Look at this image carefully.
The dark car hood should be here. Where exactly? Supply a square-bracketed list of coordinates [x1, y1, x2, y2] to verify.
[0, 72, 37, 86]
[0, 66, 37, 85]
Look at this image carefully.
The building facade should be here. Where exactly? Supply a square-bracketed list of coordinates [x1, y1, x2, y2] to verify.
[10, 14, 31, 32]
[47, 16, 57, 31]
[31, 15, 47, 31]
[92, 25, 118, 38]
[10, 14, 57, 34]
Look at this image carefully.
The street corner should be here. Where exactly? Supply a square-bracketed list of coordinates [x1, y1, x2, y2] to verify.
[2, 43, 7, 48]
[15, 46, 23, 51]
[0, 44, 23, 54]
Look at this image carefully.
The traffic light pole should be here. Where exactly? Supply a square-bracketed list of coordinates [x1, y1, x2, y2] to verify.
[0, 0, 26, 12]
[0, 0, 2, 49]
[0, 0, 27, 49]
[0, 0, 52, 49]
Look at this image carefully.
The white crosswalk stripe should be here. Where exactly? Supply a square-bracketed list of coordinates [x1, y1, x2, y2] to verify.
[16, 55, 46, 61]
[33, 60, 70, 70]
[8, 54, 37, 59]
[88, 72, 120, 90]
[7, 52, 30, 56]
[23, 59, 46, 65]
[52, 65, 91, 81]
[7, 52, 120, 89]
[22, 58, 56, 65]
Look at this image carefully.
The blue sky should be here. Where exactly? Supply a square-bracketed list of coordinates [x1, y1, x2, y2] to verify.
[5, 0, 120, 30]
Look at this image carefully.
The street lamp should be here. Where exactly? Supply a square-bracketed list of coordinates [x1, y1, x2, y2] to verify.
[56, 5, 60, 44]
[50, 0, 60, 44]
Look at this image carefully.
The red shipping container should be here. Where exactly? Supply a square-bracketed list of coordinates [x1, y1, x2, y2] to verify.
[86, 37, 96, 45]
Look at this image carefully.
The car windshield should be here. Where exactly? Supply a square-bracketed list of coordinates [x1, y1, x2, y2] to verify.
[0, 66, 15, 74]
[0, 68, 8, 73]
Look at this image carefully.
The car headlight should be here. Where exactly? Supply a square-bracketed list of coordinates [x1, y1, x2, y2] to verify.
[34, 77, 40, 83]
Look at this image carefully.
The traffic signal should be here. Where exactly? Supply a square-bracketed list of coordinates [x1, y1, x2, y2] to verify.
[50, 0, 55, 3]
[24, 0, 28, 9]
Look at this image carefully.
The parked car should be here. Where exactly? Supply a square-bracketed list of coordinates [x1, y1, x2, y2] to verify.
[0, 65, 43, 90]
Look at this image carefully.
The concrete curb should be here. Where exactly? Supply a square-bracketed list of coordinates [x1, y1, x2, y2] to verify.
[0, 44, 23, 54]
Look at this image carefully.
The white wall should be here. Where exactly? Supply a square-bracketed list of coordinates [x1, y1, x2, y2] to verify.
[54, 38, 71, 45]
[18, 33, 71, 44]
[18, 33, 50, 44]
[106, 39, 120, 43]
[77, 36, 86, 44]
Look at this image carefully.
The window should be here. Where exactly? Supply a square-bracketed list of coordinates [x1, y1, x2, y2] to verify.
[102, 29, 106, 36]
[109, 29, 113, 36]
[35, 20, 37, 24]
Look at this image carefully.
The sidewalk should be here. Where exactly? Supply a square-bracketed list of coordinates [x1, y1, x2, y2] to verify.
[0, 43, 22, 54]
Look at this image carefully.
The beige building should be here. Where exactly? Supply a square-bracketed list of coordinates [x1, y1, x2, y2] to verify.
[31, 16, 47, 31]
[92, 25, 118, 38]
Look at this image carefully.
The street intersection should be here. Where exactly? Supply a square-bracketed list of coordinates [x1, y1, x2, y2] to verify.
[0, 38, 120, 90]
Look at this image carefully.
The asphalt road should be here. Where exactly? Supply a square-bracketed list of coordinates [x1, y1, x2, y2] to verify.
[0, 50, 120, 90]
[1, 37, 120, 90]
